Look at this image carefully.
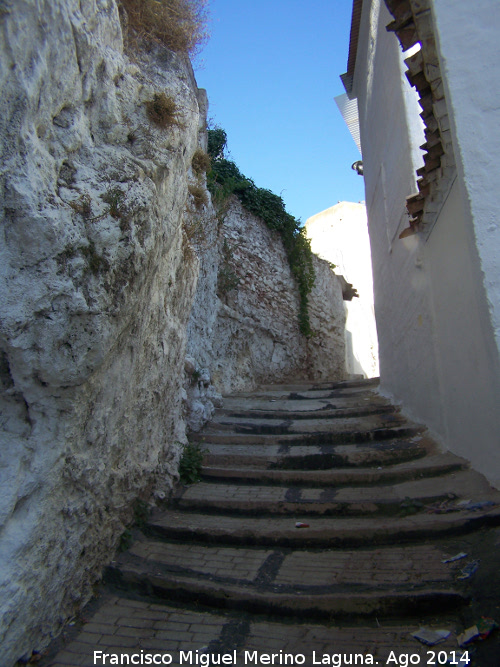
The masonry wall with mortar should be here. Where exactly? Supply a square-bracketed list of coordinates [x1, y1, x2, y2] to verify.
[186, 197, 347, 401]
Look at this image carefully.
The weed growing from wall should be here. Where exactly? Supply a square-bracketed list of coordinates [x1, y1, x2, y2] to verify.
[183, 214, 211, 248]
[68, 192, 93, 218]
[217, 238, 240, 297]
[207, 128, 315, 336]
[101, 186, 127, 219]
[145, 92, 181, 129]
[191, 148, 211, 176]
[188, 183, 208, 210]
[178, 441, 206, 484]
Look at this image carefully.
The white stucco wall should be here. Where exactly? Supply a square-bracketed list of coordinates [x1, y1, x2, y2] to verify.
[431, 0, 500, 374]
[305, 202, 379, 378]
[426, 179, 500, 478]
[350, 0, 500, 487]
[352, 0, 444, 434]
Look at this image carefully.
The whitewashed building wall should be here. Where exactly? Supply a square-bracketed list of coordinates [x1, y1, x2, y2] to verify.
[343, 0, 500, 487]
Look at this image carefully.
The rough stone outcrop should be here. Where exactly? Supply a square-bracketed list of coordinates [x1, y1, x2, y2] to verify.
[0, 1, 204, 662]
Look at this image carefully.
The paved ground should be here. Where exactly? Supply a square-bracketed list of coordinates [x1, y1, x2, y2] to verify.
[36, 379, 500, 667]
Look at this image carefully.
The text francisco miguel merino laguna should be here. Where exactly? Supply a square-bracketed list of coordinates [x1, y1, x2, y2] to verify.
[93, 650, 384, 665]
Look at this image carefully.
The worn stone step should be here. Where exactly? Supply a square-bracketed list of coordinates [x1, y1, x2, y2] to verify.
[174, 469, 497, 517]
[209, 411, 406, 434]
[201, 451, 468, 486]
[194, 424, 424, 446]
[218, 404, 396, 422]
[251, 377, 380, 393]
[232, 388, 380, 400]
[109, 548, 466, 620]
[118, 538, 460, 589]
[146, 504, 500, 548]
[227, 386, 383, 405]
[203, 437, 429, 469]
[220, 392, 391, 415]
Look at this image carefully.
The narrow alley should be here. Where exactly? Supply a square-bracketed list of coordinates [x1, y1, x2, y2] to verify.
[41, 378, 500, 666]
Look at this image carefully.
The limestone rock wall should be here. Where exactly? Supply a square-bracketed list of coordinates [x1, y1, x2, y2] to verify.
[0, 1, 204, 662]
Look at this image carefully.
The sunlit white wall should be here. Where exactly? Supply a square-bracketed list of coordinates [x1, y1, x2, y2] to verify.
[305, 202, 379, 378]
[350, 0, 500, 487]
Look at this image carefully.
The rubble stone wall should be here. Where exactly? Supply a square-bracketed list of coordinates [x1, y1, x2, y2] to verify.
[186, 198, 346, 402]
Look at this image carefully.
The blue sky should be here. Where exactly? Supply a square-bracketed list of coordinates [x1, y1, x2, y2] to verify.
[195, 0, 364, 224]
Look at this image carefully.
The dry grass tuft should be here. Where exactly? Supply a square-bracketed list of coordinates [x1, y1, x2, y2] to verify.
[188, 183, 208, 210]
[145, 92, 180, 129]
[120, 0, 209, 56]
[191, 148, 211, 175]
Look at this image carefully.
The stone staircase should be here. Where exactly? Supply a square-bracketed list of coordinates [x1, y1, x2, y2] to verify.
[47, 379, 500, 666]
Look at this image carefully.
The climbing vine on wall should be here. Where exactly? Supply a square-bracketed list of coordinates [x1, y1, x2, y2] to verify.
[207, 128, 315, 336]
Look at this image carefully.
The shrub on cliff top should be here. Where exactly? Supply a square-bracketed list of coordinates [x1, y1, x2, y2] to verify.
[120, 0, 209, 56]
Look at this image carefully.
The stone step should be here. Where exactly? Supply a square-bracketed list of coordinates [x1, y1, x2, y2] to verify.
[217, 404, 396, 421]
[220, 393, 391, 415]
[209, 411, 406, 433]
[250, 377, 380, 393]
[146, 504, 500, 548]
[193, 424, 424, 445]
[227, 386, 382, 404]
[173, 469, 498, 517]
[118, 538, 461, 588]
[109, 540, 466, 619]
[202, 437, 429, 469]
[201, 451, 468, 485]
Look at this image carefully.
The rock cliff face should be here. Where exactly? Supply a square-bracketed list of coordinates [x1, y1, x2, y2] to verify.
[0, 1, 346, 662]
[0, 1, 204, 662]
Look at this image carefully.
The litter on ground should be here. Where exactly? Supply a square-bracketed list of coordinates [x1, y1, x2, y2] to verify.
[457, 617, 498, 647]
[457, 559, 479, 580]
[442, 552, 468, 563]
[412, 627, 451, 645]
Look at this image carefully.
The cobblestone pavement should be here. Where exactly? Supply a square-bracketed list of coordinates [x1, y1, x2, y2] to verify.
[38, 380, 500, 667]
[41, 593, 466, 667]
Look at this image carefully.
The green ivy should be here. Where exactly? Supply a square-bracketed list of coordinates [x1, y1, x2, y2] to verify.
[207, 129, 315, 336]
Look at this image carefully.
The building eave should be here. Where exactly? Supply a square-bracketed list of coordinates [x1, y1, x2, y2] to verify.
[341, 0, 364, 99]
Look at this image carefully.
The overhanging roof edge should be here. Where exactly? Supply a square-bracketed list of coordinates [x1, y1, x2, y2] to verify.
[342, 0, 364, 98]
